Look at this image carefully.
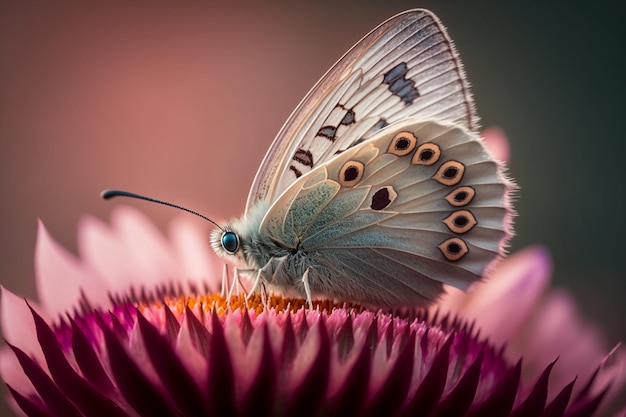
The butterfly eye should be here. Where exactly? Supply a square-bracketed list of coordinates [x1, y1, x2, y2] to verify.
[221, 231, 240, 254]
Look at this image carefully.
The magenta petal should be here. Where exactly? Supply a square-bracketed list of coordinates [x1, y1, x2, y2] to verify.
[241, 324, 277, 417]
[7, 343, 82, 417]
[326, 332, 372, 417]
[186, 306, 211, 357]
[280, 313, 298, 364]
[512, 359, 557, 417]
[432, 349, 484, 417]
[69, 318, 115, 394]
[136, 310, 208, 416]
[206, 309, 236, 416]
[28, 305, 127, 417]
[162, 303, 181, 342]
[283, 318, 331, 417]
[97, 312, 178, 416]
[468, 359, 522, 416]
[366, 331, 415, 417]
[6, 384, 51, 417]
[565, 387, 608, 417]
[541, 379, 576, 417]
[401, 334, 451, 417]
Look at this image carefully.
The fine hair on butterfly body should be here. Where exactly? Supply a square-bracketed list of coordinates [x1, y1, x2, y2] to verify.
[105, 9, 514, 309]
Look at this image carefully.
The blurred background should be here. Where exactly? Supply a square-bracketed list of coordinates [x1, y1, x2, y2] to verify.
[0, 1, 624, 415]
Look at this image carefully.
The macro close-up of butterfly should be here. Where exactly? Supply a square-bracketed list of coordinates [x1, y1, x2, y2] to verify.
[105, 8, 514, 309]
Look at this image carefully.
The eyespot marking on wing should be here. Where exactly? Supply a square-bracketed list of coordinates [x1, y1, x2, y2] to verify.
[382, 62, 419, 105]
[387, 131, 417, 156]
[443, 210, 477, 234]
[433, 161, 465, 186]
[412, 143, 441, 166]
[370, 186, 397, 211]
[438, 237, 469, 261]
[445, 186, 475, 207]
[339, 160, 365, 187]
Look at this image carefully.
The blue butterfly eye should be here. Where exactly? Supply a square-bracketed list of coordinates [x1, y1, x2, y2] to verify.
[221, 231, 239, 254]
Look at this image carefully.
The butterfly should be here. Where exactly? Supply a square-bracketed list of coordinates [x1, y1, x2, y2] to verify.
[205, 9, 514, 308]
[105, 9, 513, 308]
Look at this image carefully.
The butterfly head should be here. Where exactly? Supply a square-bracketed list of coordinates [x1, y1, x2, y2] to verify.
[210, 225, 248, 266]
[209, 200, 272, 269]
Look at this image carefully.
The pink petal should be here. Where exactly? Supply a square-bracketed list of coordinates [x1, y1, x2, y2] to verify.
[514, 290, 611, 400]
[35, 220, 109, 315]
[439, 246, 551, 347]
[0, 289, 47, 396]
[112, 206, 183, 281]
[1, 289, 46, 352]
[169, 216, 221, 291]
[481, 126, 510, 163]
[78, 206, 183, 296]
[177, 312, 209, 384]
[0, 347, 35, 401]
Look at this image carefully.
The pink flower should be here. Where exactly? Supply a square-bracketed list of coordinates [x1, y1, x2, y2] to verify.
[1, 128, 623, 416]
[0, 205, 623, 416]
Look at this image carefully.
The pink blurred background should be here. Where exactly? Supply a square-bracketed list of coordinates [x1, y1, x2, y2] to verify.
[1, 1, 624, 416]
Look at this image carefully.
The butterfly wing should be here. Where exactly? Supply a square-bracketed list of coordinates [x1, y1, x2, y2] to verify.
[246, 9, 478, 213]
[259, 119, 512, 306]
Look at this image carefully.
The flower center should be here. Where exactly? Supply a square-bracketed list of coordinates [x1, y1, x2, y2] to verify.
[141, 293, 365, 316]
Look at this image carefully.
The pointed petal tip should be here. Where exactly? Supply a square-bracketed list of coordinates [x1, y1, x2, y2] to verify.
[481, 126, 510, 163]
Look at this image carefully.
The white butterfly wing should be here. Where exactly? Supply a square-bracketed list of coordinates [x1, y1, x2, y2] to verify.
[259, 119, 512, 306]
[246, 9, 477, 213]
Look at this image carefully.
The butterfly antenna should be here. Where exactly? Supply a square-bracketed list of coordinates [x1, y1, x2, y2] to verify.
[101, 189, 223, 231]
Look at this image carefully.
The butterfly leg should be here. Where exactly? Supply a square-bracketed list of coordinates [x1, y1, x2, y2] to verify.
[220, 264, 229, 298]
[302, 269, 313, 311]
[245, 267, 267, 307]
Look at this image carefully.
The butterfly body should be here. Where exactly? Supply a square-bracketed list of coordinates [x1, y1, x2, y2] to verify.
[210, 9, 514, 308]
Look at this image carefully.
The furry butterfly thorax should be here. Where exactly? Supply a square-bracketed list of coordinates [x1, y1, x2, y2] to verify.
[207, 9, 514, 308]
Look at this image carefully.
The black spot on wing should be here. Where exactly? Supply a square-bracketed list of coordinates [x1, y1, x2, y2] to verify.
[340, 108, 356, 125]
[383, 62, 419, 105]
[373, 118, 389, 131]
[293, 148, 314, 168]
[289, 165, 303, 178]
[371, 188, 391, 210]
[317, 125, 337, 141]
